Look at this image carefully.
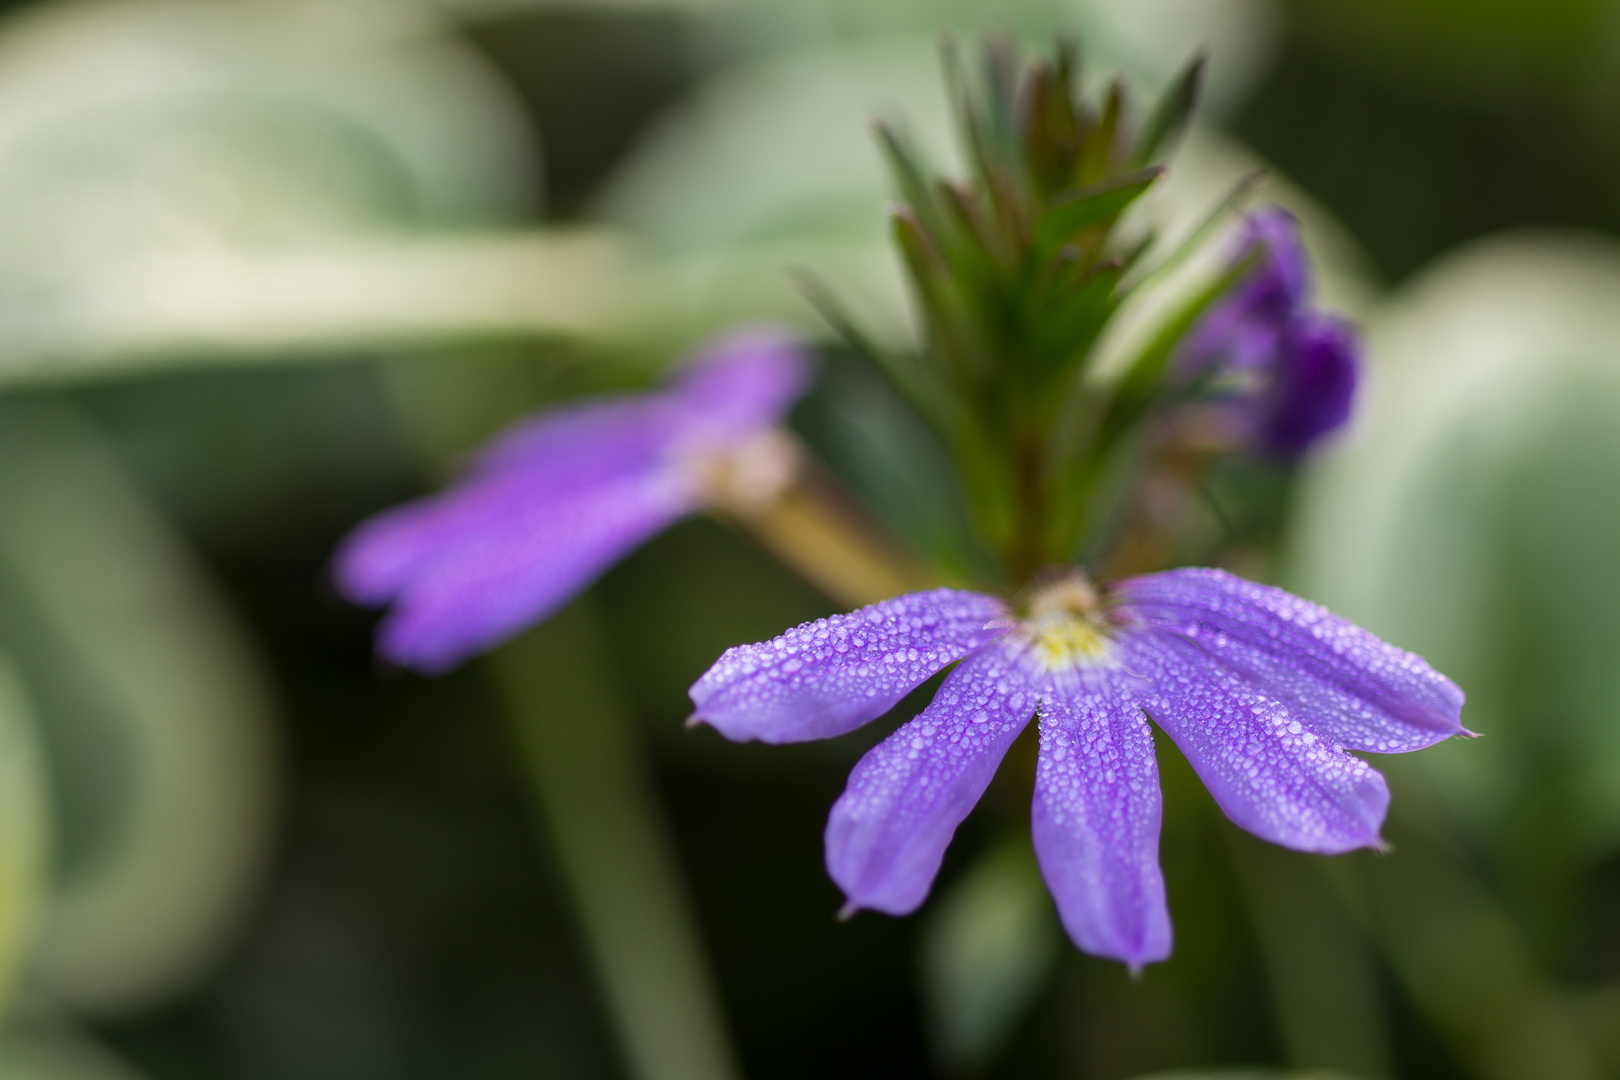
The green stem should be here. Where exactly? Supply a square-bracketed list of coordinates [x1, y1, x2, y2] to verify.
[1007, 431, 1049, 588]
[488, 598, 744, 1080]
[714, 438, 944, 607]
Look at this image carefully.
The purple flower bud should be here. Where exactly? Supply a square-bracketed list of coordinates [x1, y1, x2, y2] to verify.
[1255, 313, 1359, 457]
[334, 329, 811, 673]
[1181, 206, 1359, 458]
[689, 568, 1467, 969]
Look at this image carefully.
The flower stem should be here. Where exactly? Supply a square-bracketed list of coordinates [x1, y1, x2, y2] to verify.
[717, 440, 943, 607]
[489, 598, 744, 1080]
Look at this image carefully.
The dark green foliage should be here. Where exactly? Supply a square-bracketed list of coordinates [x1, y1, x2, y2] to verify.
[829, 40, 1225, 585]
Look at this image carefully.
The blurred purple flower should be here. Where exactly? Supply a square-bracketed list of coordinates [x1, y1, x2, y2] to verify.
[1182, 206, 1358, 457]
[335, 330, 811, 673]
[689, 568, 1465, 970]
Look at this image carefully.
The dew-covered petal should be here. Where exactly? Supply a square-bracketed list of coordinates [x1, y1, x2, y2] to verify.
[1032, 670, 1170, 969]
[339, 465, 695, 673]
[1118, 567, 1465, 754]
[1125, 630, 1389, 853]
[825, 641, 1039, 915]
[668, 327, 811, 442]
[688, 589, 1011, 744]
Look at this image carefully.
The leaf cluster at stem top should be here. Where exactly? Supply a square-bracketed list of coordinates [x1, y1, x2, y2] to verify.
[833, 37, 1228, 589]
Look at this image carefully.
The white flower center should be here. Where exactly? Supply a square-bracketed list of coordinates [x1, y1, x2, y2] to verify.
[684, 429, 801, 514]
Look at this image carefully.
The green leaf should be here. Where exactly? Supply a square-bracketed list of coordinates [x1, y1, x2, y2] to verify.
[873, 121, 948, 237]
[1076, 77, 1126, 186]
[0, 652, 50, 1019]
[0, 1019, 148, 1079]
[1035, 260, 1245, 558]
[917, 837, 1062, 1074]
[1093, 258, 1247, 453]
[1132, 54, 1206, 167]
[790, 266, 950, 432]
[941, 37, 1024, 244]
[1125, 168, 1265, 292]
[1032, 167, 1164, 262]
[491, 597, 744, 1080]
[891, 210, 996, 390]
[1019, 262, 1123, 382]
[0, 399, 281, 1016]
[1019, 46, 1082, 199]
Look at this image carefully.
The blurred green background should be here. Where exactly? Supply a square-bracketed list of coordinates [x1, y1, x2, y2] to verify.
[1, 1, 1620, 1078]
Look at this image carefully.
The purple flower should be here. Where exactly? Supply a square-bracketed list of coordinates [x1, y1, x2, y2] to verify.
[1181, 207, 1359, 457]
[335, 330, 811, 673]
[1255, 313, 1358, 456]
[688, 567, 1465, 970]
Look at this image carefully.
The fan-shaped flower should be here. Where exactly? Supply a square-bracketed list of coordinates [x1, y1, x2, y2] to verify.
[335, 330, 810, 672]
[689, 567, 1466, 970]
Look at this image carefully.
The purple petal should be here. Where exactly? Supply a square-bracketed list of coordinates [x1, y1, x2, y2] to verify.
[1124, 629, 1390, 853]
[1180, 206, 1310, 376]
[1118, 568, 1466, 754]
[1244, 206, 1311, 311]
[468, 327, 808, 484]
[689, 589, 1011, 744]
[825, 640, 1039, 915]
[669, 328, 811, 444]
[340, 465, 695, 673]
[471, 397, 684, 485]
[334, 499, 449, 608]
[334, 397, 686, 635]
[1032, 669, 1171, 969]
[1256, 313, 1359, 457]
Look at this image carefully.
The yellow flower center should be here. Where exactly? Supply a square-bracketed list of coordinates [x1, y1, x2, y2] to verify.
[1028, 615, 1112, 668]
[1020, 570, 1116, 671]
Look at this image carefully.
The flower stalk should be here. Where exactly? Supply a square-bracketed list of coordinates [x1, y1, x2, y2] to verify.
[491, 599, 743, 1080]
[704, 432, 941, 607]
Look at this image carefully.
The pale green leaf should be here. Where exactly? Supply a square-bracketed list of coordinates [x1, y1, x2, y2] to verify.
[0, 653, 51, 1021]
[0, 399, 281, 1016]
[917, 837, 1062, 1074]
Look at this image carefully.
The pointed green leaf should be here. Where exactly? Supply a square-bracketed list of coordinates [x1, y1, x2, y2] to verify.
[1020, 58, 1076, 201]
[1022, 263, 1123, 379]
[1095, 258, 1247, 452]
[891, 210, 996, 391]
[1126, 168, 1265, 292]
[1133, 54, 1205, 167]
[872, 121, 948, 238]
[980, 36, 1020, 162]
[789, 266, 949, 433]
[1033, 167, 1163, 261]
[1076, 77, 1126, 185]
